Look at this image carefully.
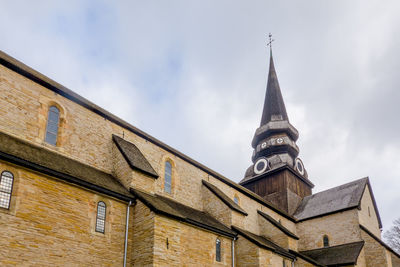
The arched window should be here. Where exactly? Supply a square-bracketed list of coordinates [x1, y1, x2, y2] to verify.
[216, 238, 221, 262]
[323, 235, 329, 247]
[233, 196, 239, 205]
[96, 201, 106, 233]
[0, 171, 14, 209]
[45, 106, 60, 145]
[164, 161, 172, 194]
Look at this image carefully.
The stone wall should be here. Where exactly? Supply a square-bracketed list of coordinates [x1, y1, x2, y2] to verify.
[0, 63, 301, 232]
[360, 229, 390, 267]
[202, 185, 232, 226]
[0, 161, 130, 266]
[131, 201, 154, 266]
[358, 186, 381, 238]
[153, 213, 233, 266]
[296, 210, 361, 250]
[235, 236, 260, 266]
[391, 253, 400, 267]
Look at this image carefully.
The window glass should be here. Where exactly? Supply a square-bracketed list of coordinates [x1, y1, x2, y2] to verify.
[233, 196, 239, 205]
[216, 238, 221, 262]
[96, 201, 106, 233]
[164, 161, 172, 193]
[323, 235, 329, 247]
[0, 171, 14, 209]
[45, 106, 60, 145]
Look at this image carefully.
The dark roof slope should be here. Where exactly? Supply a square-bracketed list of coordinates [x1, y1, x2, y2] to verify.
[130, 188, 236, 238]
[0, 131, 132, 200]
[202, 180, 247, 215]
[112, 135, 158, 178]
[288, 250, 324, 266]
[0, 49, 295, 222]
[232, 226, 295, 259]
[300, 241, 364, 266]
[294, 177, 382, 228]
[257, 210, 299, 239]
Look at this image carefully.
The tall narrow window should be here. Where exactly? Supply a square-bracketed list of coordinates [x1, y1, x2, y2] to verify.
[323, 235, 329, 247]
[233, 196, 239, 205]
[96, 201, 106, 233]
[164, 161, 172, 194]
[45, 106, 60, 145]
[216, 238, 221, 262]
[0, 171, 14, 209]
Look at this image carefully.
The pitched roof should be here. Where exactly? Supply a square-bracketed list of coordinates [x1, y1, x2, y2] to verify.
[288, 250, 324, 267]
[202, 180, 248, 215]
[294, 177, 382, 228]
[130, 188, 236, 238]
[300, 241, 364, 266]
[231, 226, 295, 259]
[0, 49, 296, 222]
[257, 210, 299, 239]
[0, 131, 132, 201]
[112, 135, 158, 178]
[260, 51, 288, 126]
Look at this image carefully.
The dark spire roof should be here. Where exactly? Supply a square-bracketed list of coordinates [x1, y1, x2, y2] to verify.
[260, 51, 288, 126]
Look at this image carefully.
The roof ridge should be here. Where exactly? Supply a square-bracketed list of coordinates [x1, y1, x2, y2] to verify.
[309, 177, 369, 198]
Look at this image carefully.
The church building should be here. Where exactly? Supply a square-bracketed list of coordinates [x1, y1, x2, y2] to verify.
[0, 46, 399, 266]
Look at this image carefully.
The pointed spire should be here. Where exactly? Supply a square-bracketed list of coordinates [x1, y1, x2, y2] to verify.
[260, 50, 288, 126]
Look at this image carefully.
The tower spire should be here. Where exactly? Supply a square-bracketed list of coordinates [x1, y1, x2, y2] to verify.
[261, 35, 288, 126]
[240, 38, 313, 214]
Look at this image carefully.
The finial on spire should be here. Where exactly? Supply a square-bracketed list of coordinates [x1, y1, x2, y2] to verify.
[267, 33, 274, 53]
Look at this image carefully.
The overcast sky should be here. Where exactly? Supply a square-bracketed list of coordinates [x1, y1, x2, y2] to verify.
[1, 1, 399, 232]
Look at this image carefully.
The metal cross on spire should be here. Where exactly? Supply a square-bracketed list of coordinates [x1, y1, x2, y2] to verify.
[267, 33, 274, 52]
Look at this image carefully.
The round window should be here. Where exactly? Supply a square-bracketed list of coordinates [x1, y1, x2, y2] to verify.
[295, 158, 305, 175]
[254, 158, 269, 174]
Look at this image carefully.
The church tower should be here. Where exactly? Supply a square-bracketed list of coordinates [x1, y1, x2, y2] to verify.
[239, 46, 314, 215]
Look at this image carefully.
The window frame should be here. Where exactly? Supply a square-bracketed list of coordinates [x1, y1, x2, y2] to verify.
[95, 201, 107, 234]
[45, 105, 60, 146]
[0, 171, 14, 210]
[164, 161, 172, 194]
[216, 238, 221, 262]
[323, 235, 329, 247]
[233, 196, 239, 205]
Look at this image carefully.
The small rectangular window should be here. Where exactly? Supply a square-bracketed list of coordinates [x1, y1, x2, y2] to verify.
[96, 201, 106, 233]
[0, 171, 14, 209]
[216, 238, 221, 262]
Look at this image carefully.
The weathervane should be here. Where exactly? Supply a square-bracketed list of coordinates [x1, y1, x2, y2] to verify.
[267, 33, 274, 51]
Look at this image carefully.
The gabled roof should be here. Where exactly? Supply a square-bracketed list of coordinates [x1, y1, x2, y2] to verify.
[0, 49, 296, 222]
[0, 131, 132, 201]
[202, 180, 248, 215]
[231, 226, 295, 259]
[112, 135, 158, 178]
[130, 188, 236, 238]
[294, 177, 382, 228]
[300, 241, 364, 266]
[257, 210, 299, 239]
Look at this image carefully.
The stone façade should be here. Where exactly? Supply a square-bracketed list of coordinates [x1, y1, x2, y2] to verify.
[0, 49, 399, 266]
